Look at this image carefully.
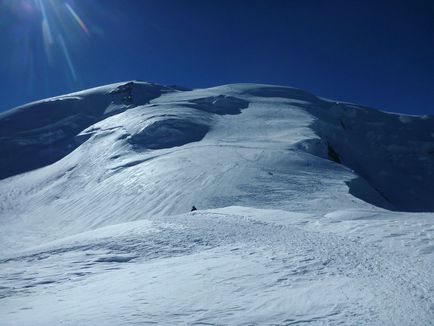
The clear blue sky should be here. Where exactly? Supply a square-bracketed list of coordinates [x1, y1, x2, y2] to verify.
[1, 0, 433, 114]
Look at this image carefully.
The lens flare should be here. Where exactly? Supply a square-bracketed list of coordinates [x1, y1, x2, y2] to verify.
[65, 3, 90, 36]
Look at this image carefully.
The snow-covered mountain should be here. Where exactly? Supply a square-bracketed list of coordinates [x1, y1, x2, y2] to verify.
[1, 81, 434, 325]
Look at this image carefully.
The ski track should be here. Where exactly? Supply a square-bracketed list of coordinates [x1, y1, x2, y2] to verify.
[1, 210, 433, 325]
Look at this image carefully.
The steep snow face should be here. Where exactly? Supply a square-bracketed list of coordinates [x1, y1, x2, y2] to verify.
[0, 81, 183, 180]
[1, 82, 434, 325]
[300, 102, 434, 212]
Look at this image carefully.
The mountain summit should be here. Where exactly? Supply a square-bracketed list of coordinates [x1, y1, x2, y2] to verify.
[2, 81, 434, 212]
[1, 82, 434, 325]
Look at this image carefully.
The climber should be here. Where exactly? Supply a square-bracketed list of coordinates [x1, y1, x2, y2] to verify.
[191, 205, 197, 212]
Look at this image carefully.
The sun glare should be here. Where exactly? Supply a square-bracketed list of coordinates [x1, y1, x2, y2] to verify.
[4, 0, 94, 83]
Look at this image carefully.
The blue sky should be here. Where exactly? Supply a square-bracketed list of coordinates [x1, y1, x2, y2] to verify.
[0, 0, 433, 114]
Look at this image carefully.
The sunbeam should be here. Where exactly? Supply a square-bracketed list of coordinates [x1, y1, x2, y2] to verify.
[2, 0, 95, 87]
[58, 33, 77, 81]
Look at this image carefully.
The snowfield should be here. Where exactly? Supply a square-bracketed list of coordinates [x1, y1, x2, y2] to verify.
[1, 81, 434, 325]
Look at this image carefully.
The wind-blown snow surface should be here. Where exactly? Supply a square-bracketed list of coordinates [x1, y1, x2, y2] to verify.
[1, 81, 434, 325]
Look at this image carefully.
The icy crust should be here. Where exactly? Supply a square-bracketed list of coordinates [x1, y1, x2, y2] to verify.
[187, 95, 249, 114]
[127, 119, 209, 149]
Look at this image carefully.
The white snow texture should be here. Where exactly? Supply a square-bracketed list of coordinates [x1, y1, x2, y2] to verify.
[1, 81, 434, 325]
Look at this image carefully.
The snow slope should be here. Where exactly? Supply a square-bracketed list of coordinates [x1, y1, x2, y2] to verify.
[0, 81, 182, 180]
[1, 81, 434, 325]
